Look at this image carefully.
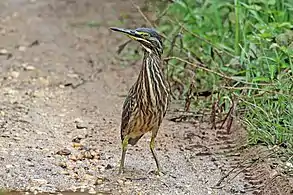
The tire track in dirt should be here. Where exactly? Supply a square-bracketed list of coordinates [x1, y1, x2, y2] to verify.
[2, 0, 289, 194]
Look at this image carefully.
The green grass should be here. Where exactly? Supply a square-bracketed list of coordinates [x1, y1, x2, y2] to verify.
[151, 0, 293, 163]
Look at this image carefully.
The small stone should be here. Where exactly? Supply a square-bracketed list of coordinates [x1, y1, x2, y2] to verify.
[76, 123, 87, 129]
[105, 164, 113, 170]
[88, 188, 96, 194]
[84, 174, 95, 181]
[32, 90, 45, 98]
[0, 49, 8, 54]
[73, 143, 82, 149]
[76, 153, 84, 160]
[6, 164, 13, 169]
[58, 162, 67, 168]
[83, 151, 94, 159]
[285, 162, 293, 168]
[70, 155, 77, 161]
[10, 71, 20, 78]
[39, 77, 49, 86]
[56, 148, 71, 156]
[61, 171, 70, 175]
[22, 63, 35, 71]
[4, 88, 17, 95]
[18, 46, 27, 52]
[74, 118, 83, 123]
[80, 186, 87, 193]
[67, 73, 79, 78]
[95, 179, 103, 185]
[124, 180, 131, 185]
[72, 136, 82, 143]
[31, 178, 48, 185]
[25, 65, 35, 71]
[117, 179, 124, 185]
[95, 177, 109, 185]
[1, 132, 10, 138]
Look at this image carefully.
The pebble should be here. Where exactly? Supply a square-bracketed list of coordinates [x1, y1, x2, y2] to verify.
[26, 65, 36, 70]
[70, 155, 78, 161]
[4, 88, 17, 95]
[117, 179, 124, 185]
[285, 162, 293, 168]
[105, 164, 113, 170]
[39, 77, 50, 86]
[22, 63, 35, 71]
[6, 164, 13, 169]
[76, 122, 88, 129]
[10, 71, 20, 78]
[80, 186, 87, 193]
[72, 143, 82, 149]
[95, 179, 103, 185]
[84, 174, 95, 181]
[31, 178, 48, 185]
[18, 46, 27, 52]
[88, 188, 96, 194]
[0, 49, 8, 54]
[58, 162, 67, 168]
[74, 118, 83, 123]
[56, 148, 71, 156]
[61, 171, 70, 175]
[67, 73, 79, 78]
[72, 136, 83, 143]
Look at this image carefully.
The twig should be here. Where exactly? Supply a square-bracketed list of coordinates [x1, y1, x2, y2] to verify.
[165, 56, 273, 86]
[169, 18, 235, 58]
[131, 0, 154, 28]
[226, 96, 237, 133]
[117, 40, 132, 54]
[155, 3, 171, 22]
[184, 78, 195, 112]
[223, 86, 284, 95]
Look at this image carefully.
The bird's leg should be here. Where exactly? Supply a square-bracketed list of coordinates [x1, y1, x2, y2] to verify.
[119, 135, 129, 174]
[150, 130, 162, 175]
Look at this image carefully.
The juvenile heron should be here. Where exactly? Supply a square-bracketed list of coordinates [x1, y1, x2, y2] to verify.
[110, 27, 169, 174]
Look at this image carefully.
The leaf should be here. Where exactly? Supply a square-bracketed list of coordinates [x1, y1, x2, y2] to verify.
[252, 77, 270, 82]
[268, 0, 276, 5]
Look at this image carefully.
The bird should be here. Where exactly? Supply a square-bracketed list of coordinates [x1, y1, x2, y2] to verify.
[110, 27, 169, 175]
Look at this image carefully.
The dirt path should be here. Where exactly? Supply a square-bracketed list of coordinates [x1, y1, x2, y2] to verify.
[0, 0, 252, 194]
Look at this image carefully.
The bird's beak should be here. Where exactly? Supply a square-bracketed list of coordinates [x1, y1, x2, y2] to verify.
[110, 27, 142, 41]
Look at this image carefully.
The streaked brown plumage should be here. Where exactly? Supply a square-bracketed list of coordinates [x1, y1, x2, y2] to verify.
[110, 27, 169, 174]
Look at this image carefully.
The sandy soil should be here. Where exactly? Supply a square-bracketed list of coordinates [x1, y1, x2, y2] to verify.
[0, 0, 291, 195]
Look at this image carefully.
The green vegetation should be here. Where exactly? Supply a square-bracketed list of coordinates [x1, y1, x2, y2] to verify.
[153, 0, 293, 161]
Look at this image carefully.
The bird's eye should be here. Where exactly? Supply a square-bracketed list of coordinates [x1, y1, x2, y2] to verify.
[140, 32, 150, 38]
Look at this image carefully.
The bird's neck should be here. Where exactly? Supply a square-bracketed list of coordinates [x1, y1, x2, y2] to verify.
[141, 51, 163, 79]
[134, 50, 167, 107]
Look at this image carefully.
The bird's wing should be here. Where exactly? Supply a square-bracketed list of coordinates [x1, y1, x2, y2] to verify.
[120, 88, 136, 141]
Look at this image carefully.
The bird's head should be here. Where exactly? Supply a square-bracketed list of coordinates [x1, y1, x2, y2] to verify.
[110, 27, 163, 55]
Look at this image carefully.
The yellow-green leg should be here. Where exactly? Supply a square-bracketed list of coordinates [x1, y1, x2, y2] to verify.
[119, 135, 129, 174]
[150, 131, 161, 175]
